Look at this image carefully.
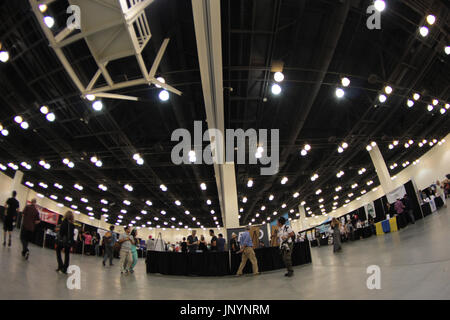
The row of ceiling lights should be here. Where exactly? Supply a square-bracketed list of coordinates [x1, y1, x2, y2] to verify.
[24, 179, 219, 229]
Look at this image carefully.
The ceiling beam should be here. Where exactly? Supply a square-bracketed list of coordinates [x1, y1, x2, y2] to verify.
[192, 0, 240, 229]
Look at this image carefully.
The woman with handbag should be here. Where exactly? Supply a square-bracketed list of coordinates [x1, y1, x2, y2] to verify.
[55, 211, 75, 274]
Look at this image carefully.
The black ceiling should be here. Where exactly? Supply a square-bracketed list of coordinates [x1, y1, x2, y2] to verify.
[0, 0, 449, 229]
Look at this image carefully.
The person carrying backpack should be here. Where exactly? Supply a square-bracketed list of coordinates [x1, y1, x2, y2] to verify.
[102, 225, 117, 267]
[277, 217, 295, 277]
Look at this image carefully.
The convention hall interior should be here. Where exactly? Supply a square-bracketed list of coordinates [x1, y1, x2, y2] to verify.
[0, 0, 449, 300]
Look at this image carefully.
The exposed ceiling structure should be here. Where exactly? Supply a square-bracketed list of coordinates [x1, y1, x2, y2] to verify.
[0, 0, 449, 230]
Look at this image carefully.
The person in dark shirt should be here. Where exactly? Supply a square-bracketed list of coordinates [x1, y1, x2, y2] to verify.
[217, 234, 226, 252]
[198, 235, 208, 252]
[403, 194, 415, 224]
[229, 232, 239, 253]
[187, 230, 199, 253]
[55, 211, 75, 274]
[20, 199, 40, 259]
[181, 237, 188, 253]
[209, 229, 218, 251]
[3, 191, 20, 247]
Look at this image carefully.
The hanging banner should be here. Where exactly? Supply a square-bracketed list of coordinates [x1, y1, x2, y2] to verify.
[27, 201, 60, 225]
[364, 202, 376, 220]
[226, 225, 269, 247]
[386, 185, 407, 203]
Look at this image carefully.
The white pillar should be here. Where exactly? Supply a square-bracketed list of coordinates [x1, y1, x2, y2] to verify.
[11, 170, 24, 193]
[220, 163, 240, 229]
[368, 144, 393, 193]
[298, 204, 307, 231]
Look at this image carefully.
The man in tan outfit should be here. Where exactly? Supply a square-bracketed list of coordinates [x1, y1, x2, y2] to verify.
[236, 225, 259, 276]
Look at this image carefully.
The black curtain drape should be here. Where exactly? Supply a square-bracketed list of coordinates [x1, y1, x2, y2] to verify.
[147, 242, 312, 276]
[374, 198, 386, 222]
[404, 180, 423, 220]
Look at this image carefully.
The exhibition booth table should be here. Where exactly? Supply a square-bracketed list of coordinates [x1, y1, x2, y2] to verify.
[146, 242, 312, 276]
[375, 217, 398, 235]
[421, 195, 445, 217]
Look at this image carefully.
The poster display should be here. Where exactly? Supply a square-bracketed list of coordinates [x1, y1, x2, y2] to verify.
[364, 202, 376, 220]
[27, 201, 60, 225]
[386, 185, 407, 203]
[226, 225, 269, 247]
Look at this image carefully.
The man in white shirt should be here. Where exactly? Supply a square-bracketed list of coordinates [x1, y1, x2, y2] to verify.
[277, 217, 295, 277]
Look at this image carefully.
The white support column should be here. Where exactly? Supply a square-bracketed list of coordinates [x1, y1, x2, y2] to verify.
[220, 163, 240, 229]
[192, 0, 240, 230]
[368, 144, 393, 193]
[298, 204, 307, 231]
[11, 170, 24, 194]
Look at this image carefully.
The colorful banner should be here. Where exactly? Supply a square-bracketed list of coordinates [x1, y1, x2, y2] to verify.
[226, 225, 269, 247]
[364, 202, 376, 220]
[27, 201, 60, 225]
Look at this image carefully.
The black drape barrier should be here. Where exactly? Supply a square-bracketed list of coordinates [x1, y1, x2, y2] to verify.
[147, 251, 230, 276]
[358, 207, 367, 222]
[353, 228, 362, 240]
[421, 203, 432, 216]
[404, 180, 423, 220]
[147, 242, 312, 276]
[374, 198, 386, 222]
[396, 213, 408, 229]
[434, 196, 444, 209]
[362, 226, 373, 238]
[319, 236, 329, 246]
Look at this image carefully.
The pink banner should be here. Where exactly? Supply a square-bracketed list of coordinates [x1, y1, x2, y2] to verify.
[26, 201, 60, 225]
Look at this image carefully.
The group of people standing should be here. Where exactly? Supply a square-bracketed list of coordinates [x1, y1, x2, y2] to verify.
[185, 229, 226, 252]
[3, 190, 298, 278]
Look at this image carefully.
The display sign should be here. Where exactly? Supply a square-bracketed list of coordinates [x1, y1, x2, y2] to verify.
[364, 202, 376, 220]
[386, 185, 407, 203]
[27, 201, 60, 225]
[226, 224, 269, 248]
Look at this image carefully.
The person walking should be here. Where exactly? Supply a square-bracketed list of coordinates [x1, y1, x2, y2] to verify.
[20, 199, 40, 260]
[55, 211, 75, 274]
[331, 217, 342, 253]
[118, 226, 133, 274]
[278, 217, 295, 277]
[3, 191, 20, 247]
[84, 231, 93, 255]
[403, 194, 415, 224]
[129, 228, 139, 273]
[93, 232, 101, 256]
[236, 225, 259, 276]
[102, 225, 116, 266]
